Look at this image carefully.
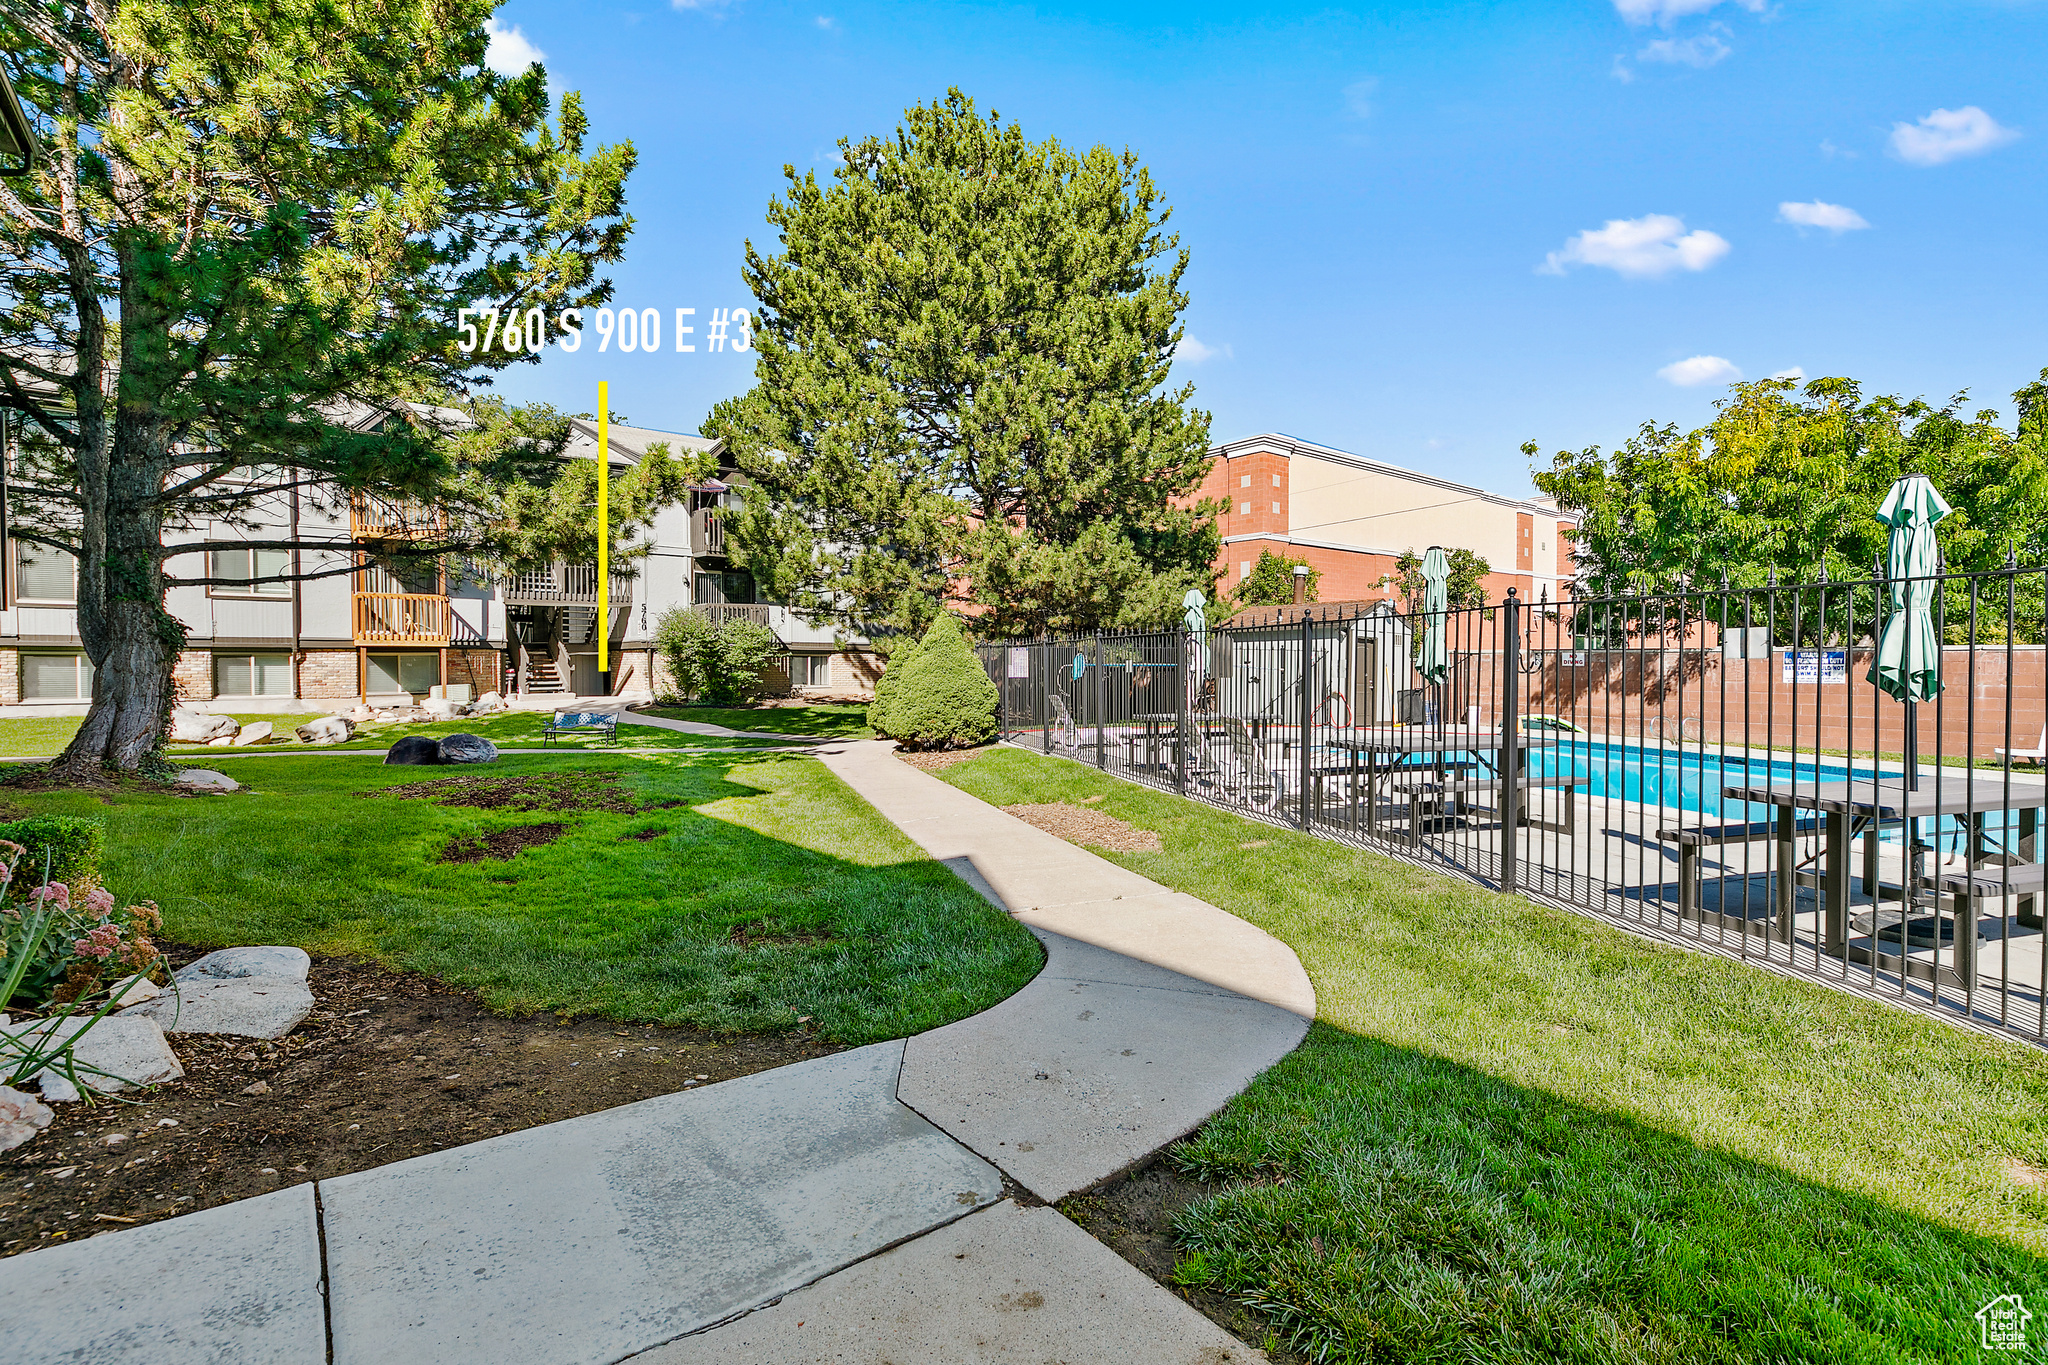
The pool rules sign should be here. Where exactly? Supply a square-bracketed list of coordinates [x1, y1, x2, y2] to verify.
[1782, 650, 1848, 685]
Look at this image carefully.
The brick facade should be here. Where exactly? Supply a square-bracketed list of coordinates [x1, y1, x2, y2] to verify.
[0, 650, 18, 705]
[298, 649, 360, 701]
[172, 650, 212, 702]
[445, 648, 504, 697]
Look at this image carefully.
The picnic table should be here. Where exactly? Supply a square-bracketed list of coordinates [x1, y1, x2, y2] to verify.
[1316, 728, 1571, 837]
[1721, 773, 2048, 988]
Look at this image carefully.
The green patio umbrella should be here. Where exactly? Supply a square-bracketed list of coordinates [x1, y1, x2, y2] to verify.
[1418, 546, 1451, 689]
[1869, 474, 1952, 789]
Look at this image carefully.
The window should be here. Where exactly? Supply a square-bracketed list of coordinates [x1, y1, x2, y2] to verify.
[783, 654, 831, 687]
[21, 652, 93, 701]
[1239, 502, 1250, 515]
[1239, 474, 1250, 488]
[15, 543, 76, 604]
[210, 546, 291, 596]
[1239, 561, 1250, 579]
[215, 653, 292, 697]
[1272, 502, 1281, 514]
[367, 652, 439, 695]
[694, 570, 756, 605]
[1272, 474, 1281, 487]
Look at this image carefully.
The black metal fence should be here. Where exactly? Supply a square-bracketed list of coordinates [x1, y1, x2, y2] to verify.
[977, 565, 2048, 1048]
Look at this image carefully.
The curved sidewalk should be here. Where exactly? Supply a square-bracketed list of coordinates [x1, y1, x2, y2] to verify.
[0, 738, 1312, 1364]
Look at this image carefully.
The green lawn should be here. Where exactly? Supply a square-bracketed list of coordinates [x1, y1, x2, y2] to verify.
[640, 703, 871, 739]
[163, 709, 791, 756]
[12, 751, 1039, 1044]
[0, 713, 329, 759]
[941, 747, 2048, 1364]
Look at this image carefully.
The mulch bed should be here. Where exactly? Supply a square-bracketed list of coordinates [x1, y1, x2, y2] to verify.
[1001, 802, 1163, 853]
[892, 746, 995, 773]
[1061, 1161, 1303, 1365]
[0, 943, 844, 1259]
[440, 822, 569, 863]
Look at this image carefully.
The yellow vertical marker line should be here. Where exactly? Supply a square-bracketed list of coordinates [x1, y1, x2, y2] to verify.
[597, 381, 610, 695]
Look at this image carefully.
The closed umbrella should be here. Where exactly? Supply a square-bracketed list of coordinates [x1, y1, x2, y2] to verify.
[1418, 546, 1451, 689]
[1869, 475, 1952, 790]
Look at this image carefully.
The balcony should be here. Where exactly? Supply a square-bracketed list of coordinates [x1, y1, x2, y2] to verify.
[351, 493, 446, 542]
[500, 561, 636, 607]
[354, 592, 450, 644]
[695, 508, 727, 556]
[694, 602, 772, 627]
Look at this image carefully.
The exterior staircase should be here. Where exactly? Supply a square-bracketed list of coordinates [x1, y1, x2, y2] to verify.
[561, 606, 598, 645]
[523, 659, 566, 694]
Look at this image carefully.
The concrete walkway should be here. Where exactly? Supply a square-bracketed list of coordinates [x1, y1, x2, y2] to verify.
[0, 738, 1311, 1364]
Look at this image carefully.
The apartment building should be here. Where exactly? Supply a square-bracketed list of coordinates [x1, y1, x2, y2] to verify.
[1199, 433, 1577, 607]
[0, 413, 876, 716]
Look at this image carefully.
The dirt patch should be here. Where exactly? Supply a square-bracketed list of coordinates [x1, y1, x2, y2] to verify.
[440, 822, 569, 863]
[728, 919, 835, 949]
[893, 747, 994, 773]
[0, 943, 843, 1258]
[366, 772, 644, 814]
[1001, 802, 1163, 853]
[619, 827, 664, 843]
[1061, 1161, 1301, 1364]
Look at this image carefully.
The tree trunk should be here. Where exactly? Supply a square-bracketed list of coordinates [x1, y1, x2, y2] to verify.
[50, 598, 176, 779]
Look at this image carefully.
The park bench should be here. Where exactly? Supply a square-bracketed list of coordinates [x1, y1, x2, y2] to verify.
[1655, 819, 1821, 923]
[1384, 772, 1580, 836]
[542, 710, 619, 746]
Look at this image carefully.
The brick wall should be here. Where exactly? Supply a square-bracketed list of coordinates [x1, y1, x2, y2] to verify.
[445, 648, 503, 697]
[0, 650, 18, 705]
[172, 650, 212, 702]
[299, 649, 359, 701]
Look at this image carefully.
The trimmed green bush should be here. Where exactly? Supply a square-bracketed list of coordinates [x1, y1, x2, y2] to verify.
[0, 815, 105, 889]
[866, 630, 928, 738]
[872, 615, 997, 750]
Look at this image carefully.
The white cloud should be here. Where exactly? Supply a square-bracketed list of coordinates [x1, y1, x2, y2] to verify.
[1175, 336, 1232, 365]
[1889, 106, 2019, 166]
[1613, 0, 1762, 27]
[1659, 355, 1741, 387]
[1637, 33, 1731, 66]
[1771, 367, 1806, 382]
[1540, 214, 1731, 279]
[672, 0, 734, 10]
[1778, 200, 1870, 233]
[483, 16, 545, 75]
[1343, 79, 1377, 119]
[815, 14, 837, 29]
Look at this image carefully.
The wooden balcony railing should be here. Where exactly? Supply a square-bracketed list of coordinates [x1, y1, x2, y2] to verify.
[350, 494, 446, 541]
[500, 562, 635, 606]
[697, 508, 727, 556]
[354, 592, 450, 644]
[694, 602, 773, 627]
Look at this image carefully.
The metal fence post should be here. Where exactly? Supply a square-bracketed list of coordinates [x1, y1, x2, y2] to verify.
[1093, 632, 1105, 769]
[1500, 588, 1521, 895]
[1176, 629, 1190, 795]
[1040, 640, 1052, 753]
[1299, 608, 1314, 830]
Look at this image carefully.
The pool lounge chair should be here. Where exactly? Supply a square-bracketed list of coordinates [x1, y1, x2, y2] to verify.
[1997, 726, 2047, 765]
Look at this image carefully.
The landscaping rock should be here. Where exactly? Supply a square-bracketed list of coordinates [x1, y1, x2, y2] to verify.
[178, 946, 312, 984]
[168, 707, 237, 743]
[471, 690, 506, 714]
[4, 1015, 185, 1094]
[177, 768, 241, 792]
[123, 975, 314, 1041]
[344, 703, 377, 723]
[438, 733, 499, 765]
[421, 697, 464, 721]
[384, 735, 444, 765]
[0, 1084, 53, 1151]
[295, 715, 356, 744]
[207, 734, 235, 747]
[231, 720, 275, 746]
[106, 974, 162, 1005]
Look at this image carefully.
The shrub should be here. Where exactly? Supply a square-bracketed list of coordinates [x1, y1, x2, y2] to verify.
[0, 816, 105, 892]
[654, 609, 782, 705]
[866, 630, 928, 738]
[873, 615, 997, 750]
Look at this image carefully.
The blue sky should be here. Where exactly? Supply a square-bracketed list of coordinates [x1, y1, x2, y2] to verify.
[480, 0, 2044, 498]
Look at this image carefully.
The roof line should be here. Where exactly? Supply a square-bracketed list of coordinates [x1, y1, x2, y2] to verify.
[1210, 432, 1569, 519]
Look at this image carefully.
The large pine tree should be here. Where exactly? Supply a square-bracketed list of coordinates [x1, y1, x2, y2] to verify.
[705, 90, 1220, 644]
[0, 1, 634, 776]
